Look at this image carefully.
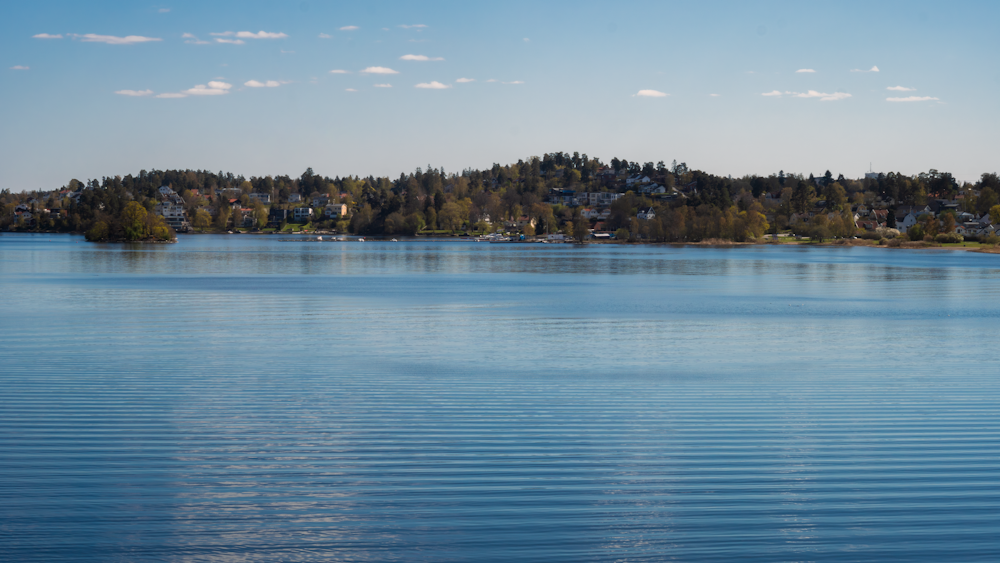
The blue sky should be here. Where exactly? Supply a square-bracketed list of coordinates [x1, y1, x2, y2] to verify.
[2, 0, 998, 191]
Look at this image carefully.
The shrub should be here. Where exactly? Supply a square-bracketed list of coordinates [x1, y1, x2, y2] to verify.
[908, 224, 925, 241]
[983, 233, 1000, 246]
[875, 227, 900, 239]
[85, 221, 109, 242]
[887, 237, 903, 247]
[934, 232, 964, 244]
[614, 227, 630, 241]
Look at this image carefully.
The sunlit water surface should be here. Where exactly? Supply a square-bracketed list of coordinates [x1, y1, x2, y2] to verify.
[1, 233, 998, 561]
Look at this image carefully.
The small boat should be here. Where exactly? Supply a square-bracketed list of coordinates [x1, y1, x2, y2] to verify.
[390, 238, 398, 242]
[358, 237, 365, 242]
[317, 236, 323, 241]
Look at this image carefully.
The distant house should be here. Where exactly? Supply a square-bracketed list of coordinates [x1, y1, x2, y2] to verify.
[154, 201, 190, 231]
[626, 175, 651, 186]
[288, 193, 302, 203]
[581, 208, 599, 219]
[292, 207, 314, 222]
[268, 208, 289, 225]
[546, 233, 566, 241]
[158, 186, 175, 197]
[312, 195, 331, 207]
[324, 203, 348, 219]
[248, 193, 271, 204]
[637, 207, 656, 220]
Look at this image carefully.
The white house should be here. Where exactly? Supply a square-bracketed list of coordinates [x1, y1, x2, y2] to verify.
[293, 207, 314, 222]
[637, 207, 656, 220]
[288, 193, 302, 203]
[154, 201, 190, 231]
[248, 193, 271, 204]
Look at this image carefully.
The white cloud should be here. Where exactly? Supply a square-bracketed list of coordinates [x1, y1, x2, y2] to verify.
[33, 33, 62, 39]
[887, 85, 915, 91]
[360, 66, 398, 74]
[10, 65, 29, 70]
[373, 83, 392, 88]
[244, 80, 281, 87]
[523, 37, 530, 42]
[212, 31, 287, 39]
[486, 78, 497, 82]
[635, 89, 668, 97]
[115, 89, 153, 96]
[792, 90, 851, 101]
[795, 68, 816, 73]
[456, 78, 475, 83]
[155, 93, 186, 98]
[503, 80, 524, 85]
[329, 69, 350, 74]
[70, 33, 162, 45]
[182, 33, 209, 44]
[158, 8, 170, 13]
[415, 81, 450, 89]
[339, 26, 359, 31]
[851, 65, 880, 72]
[400, 54, 444, 61]
[318, 33, 332, 39]
[709, 93, 720, 97]
[398, 24, 427, 29]
[762, 90, 850, 101]
[215, 38, 244, 44]
[345, 88, 357, 92]
[237, 30, 287, 39]
[887, 96, 939, 102]
[181, 81, 232, 95]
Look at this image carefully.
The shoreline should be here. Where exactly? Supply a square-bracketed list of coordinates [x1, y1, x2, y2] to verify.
[4, 230, 998, 253]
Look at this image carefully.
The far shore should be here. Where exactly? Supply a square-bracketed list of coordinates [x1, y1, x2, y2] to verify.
[7, 229, 1000, 254]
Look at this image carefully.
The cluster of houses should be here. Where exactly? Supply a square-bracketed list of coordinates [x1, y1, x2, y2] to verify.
[154, 186, 191, 231]
[788, 199, 999, 237]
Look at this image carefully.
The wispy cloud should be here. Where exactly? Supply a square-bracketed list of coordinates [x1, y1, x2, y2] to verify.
[69, 33, 162, 45]
[182, 33, 209, 44]
[887, 96, 939, 102]
[212, 30, 287, 39]
[795, 68, 816, 73]
[456, 78, 475, 83]
[361, 66, 398, 74]
[398, 24, 427, 29]
[635, 89, 668, 97]
[339, 25, 358, 31]
[158, 8, 170, 13]
[244, 80, 281, 88]
[762, 90, 850, 101]
[318, 33, 332, 39]
[178, 81, 233, 96]
[503, 81, 524, 85]
[215, 38, 244, 44]
[793, 90, 850, 101]
[415, 81, 450, 89]
[523, 37, 530, 42]
[709, 93, 720, 97]
[155, 93, 186, 98]
[32, 33, 63, 39]
[345, 88, 357, 92]
[887, 85, 915, 91]
[329, 69, 350, 74]
[115, 89, 153, 96]
[486, 79, 497, 82]
[399, 54, 444, 61]
[851, 65, 880, 72]
[373, 83, 392, 88]
[10, 65, 29, 70]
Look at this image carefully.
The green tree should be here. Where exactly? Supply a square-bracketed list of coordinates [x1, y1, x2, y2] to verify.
[990, 204, 1000, 225]
[122, 201, 148, 240]
[193, 209, 212, 230]
[85, 221, 109, 242]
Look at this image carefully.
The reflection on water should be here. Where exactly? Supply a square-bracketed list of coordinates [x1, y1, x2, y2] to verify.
[1, 233, 999, 561]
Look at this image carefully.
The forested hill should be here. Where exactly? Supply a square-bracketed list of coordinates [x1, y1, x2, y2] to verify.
[2, 152, 998, 242]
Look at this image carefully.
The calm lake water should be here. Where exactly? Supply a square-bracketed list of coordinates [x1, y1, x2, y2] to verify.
[2, 233, 999, 562]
